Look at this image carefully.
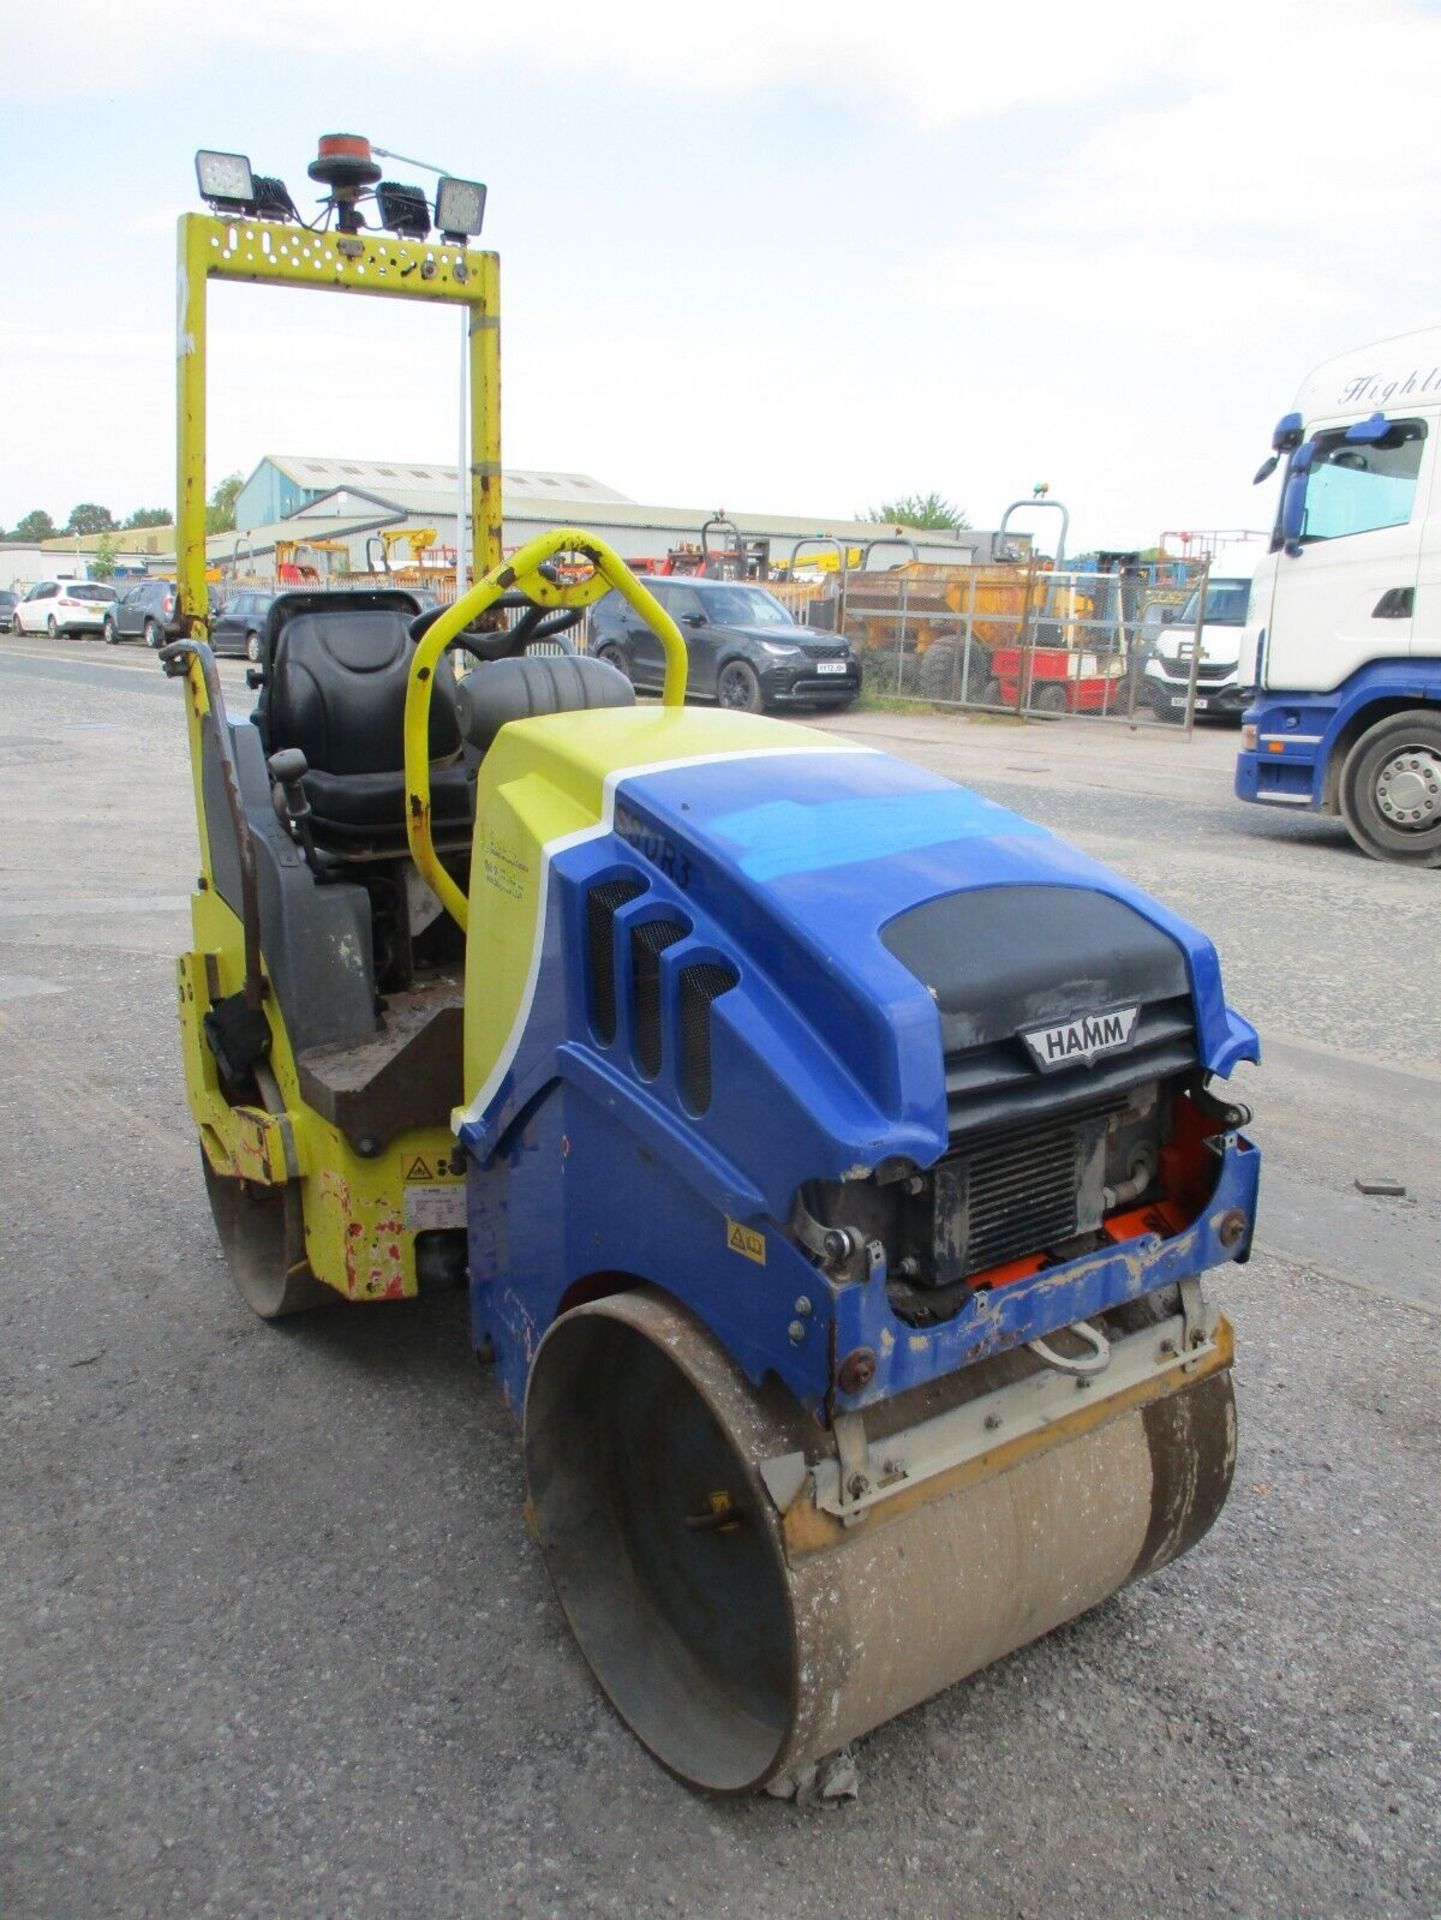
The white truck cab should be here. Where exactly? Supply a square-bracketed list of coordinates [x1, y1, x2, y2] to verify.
[1144, 545, 1260, 722]
[1235, 325, 1441, 865]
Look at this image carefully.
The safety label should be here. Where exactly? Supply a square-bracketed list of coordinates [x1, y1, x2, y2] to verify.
[404, 1185, 467, 1232]
[726, 1219, 766, 1265]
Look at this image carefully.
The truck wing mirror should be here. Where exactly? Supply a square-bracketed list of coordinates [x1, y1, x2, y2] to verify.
[1280, 440, 1317, 556]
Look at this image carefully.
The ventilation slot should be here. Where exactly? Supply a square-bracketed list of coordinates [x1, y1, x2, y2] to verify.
[630, 919, 688, 1078]
[678, 962, 739, 1114]
[586, 878, 644, 1044]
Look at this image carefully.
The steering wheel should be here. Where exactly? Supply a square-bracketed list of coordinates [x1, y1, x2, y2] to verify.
[408, 592, 583, 661]
[404, 528, 690, 933]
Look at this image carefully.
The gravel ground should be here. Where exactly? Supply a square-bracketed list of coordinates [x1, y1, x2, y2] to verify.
[2, 639, 1437, 1919]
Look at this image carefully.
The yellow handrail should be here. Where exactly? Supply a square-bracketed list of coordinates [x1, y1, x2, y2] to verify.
[403, 528, 689, 930]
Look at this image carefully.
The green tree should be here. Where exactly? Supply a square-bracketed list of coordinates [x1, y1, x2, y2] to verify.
[124, 506, 172, 530]
[206, 471, 245, 535]
[862, 491, 971, 532]
[11, 508, 56, 542]
[91, 533, 119, 580]
[66, 502, 118, 534]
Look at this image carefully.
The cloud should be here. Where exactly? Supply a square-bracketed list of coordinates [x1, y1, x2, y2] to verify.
[911, 239, 1349, 349]
[8, 0, 1191, 116]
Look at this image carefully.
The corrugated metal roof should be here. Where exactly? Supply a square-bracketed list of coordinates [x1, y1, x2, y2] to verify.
[207, 515, 393, 561]
[286, 489, 975, 554]
[259, 455, 632, 505]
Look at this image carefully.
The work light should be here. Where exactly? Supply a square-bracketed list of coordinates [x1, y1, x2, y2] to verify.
[377, 181, 432, 239]
[195, 150, 256, 211]
[435, 176, 487, 241]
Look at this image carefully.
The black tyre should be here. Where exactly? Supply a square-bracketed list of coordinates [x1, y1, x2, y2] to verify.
[245, 630, 262, 663]
[1339, 709, 1441, 867]
[717, 658, 763, 713]
[8, 614, 20, 635]
[917, 639, 989, 703]
[1033, 682, 1069, 715]
[980, 677, 1005, 708]
[47, 615, 58, 639]
[596, 642, 631, 682]
[144, 618, 162, 650]
[103, 615, 118, 645]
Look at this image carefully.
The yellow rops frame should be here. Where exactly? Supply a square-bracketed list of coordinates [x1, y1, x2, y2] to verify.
[174, 211, 502, 630]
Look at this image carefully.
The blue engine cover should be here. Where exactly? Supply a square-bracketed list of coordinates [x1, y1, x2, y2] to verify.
[460, 744, 1259, 1420]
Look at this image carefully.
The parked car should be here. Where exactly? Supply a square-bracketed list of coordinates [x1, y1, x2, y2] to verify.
[589, 576, 861, 711]
[106, 578, 183, 648]
[209, 590, 276, 661]
[0, 590, 18, 629]
[11, 579, 118, 637]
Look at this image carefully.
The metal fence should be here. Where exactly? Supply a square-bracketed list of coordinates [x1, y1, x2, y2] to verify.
[817, 559, 1210, 726]
[220, 557, 1228, 732]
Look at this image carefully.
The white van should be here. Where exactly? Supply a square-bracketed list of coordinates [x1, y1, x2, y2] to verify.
[1143, 545, 1261, 722]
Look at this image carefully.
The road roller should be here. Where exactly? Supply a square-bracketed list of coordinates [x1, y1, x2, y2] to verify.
[165, 138, 1260, 1793]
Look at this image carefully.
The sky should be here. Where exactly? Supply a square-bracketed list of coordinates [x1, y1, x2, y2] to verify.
[3, 0, 1441, 556]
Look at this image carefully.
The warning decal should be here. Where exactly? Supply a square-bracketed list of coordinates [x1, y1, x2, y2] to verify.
[725, 1219, 766, 1265]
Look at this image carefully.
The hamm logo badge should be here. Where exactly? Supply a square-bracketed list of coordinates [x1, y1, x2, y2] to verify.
[1022, 1006, 1139, 1071]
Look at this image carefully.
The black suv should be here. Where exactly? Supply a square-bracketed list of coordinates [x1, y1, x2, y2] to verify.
[589, 576, 860, 712]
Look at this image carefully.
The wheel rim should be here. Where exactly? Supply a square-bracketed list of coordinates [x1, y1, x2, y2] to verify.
[1373, 744, 1441, 832]
[146, 622, 159, 648]
[246, 633, 261, 662]
[718, 664, 756, 710]
[47, 618, 57, 637]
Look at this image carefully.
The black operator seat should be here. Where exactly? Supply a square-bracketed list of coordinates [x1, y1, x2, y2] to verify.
[257, 592, 474, 854]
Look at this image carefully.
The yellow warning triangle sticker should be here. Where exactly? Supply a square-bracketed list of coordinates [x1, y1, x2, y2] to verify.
[405, 1156, 433, 1181]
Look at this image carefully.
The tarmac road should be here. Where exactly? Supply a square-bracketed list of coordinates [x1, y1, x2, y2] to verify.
[2, 635, 1438, 1920]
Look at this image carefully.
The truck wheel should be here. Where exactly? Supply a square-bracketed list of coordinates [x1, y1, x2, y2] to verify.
[918, 639, 988, 703]
[981, 678, 1004, 708]
[717, 659, 763, 713]
[1339, 710, 1441, 867]
[1033, 683, 1068, 715]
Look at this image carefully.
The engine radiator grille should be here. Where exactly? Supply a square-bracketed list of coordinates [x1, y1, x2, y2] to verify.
[958, 1120, 1081, 1274]
[930, 1096, 1126, 1283]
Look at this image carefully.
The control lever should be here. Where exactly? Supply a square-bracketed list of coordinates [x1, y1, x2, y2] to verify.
[267, 748, 323, 877]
